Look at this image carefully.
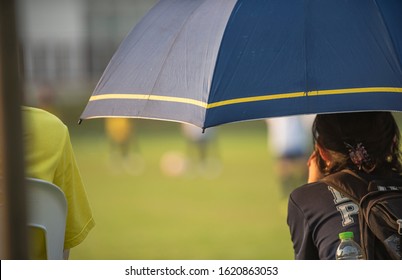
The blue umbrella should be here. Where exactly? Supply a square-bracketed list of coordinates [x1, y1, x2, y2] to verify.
[80, 0, 402, 129]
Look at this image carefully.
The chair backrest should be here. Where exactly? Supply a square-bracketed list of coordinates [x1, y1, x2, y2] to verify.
[26, 178, 67, 260]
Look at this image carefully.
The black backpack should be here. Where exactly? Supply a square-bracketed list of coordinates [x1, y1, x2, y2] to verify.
[322, 170, 402, 260]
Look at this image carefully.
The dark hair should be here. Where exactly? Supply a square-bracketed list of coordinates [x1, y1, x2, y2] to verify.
[312, 112, 402, 176]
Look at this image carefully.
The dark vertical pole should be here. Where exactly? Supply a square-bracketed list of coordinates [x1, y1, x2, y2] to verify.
[0, 0, 28, 259]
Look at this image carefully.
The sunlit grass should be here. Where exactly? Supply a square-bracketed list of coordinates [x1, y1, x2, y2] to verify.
[68, 120, 294, 260]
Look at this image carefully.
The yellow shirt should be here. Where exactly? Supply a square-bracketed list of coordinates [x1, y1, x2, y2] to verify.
[22, 106, 95, 258]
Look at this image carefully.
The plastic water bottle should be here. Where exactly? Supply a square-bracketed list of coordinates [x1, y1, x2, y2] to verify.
[335, 231, 365, 260]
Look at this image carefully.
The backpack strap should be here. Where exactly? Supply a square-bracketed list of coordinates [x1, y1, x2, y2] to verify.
[320, 169, 369, 203]
[323, 170, 402, 259]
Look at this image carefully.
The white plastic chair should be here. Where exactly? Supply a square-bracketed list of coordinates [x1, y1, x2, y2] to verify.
[26, 178, 67, 260]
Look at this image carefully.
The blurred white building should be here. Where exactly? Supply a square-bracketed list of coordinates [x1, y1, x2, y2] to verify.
[17, 0, 157, 97]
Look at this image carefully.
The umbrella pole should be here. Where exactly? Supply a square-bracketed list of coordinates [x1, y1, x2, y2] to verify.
[0, 0, 28, 259]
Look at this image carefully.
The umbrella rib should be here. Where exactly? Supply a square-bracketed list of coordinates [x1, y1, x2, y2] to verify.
[149, 4, 202, 95]
[373, 0, 402, 73]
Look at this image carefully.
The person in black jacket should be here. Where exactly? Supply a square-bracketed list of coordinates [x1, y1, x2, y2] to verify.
[287, 112, 402, 259]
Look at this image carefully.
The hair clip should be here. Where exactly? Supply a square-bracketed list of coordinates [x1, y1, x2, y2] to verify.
[344, 142, 375, 172]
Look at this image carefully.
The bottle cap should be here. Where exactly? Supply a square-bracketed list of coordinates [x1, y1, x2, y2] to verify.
[339, 231, 354, 240]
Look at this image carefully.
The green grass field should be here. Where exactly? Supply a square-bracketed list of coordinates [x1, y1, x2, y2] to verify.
[67, 118, 295, 260]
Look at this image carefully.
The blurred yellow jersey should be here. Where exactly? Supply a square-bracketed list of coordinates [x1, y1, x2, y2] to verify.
[105, 118, 133, 143]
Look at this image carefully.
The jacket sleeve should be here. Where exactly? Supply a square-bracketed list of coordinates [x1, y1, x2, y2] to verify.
[287, 195, 319, 260]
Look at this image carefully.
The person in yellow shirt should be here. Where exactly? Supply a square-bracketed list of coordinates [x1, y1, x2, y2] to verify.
[105, 118, 144, 175]
[105, 118, 133, 158]
[22, 106, 95, 259]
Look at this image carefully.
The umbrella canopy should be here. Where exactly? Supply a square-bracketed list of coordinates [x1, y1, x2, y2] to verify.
[80, 0, 402, 129]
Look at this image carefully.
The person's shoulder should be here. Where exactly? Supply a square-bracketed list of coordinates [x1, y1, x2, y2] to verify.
[290, 181, 329, 202]
[23, 106, 67, 131]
